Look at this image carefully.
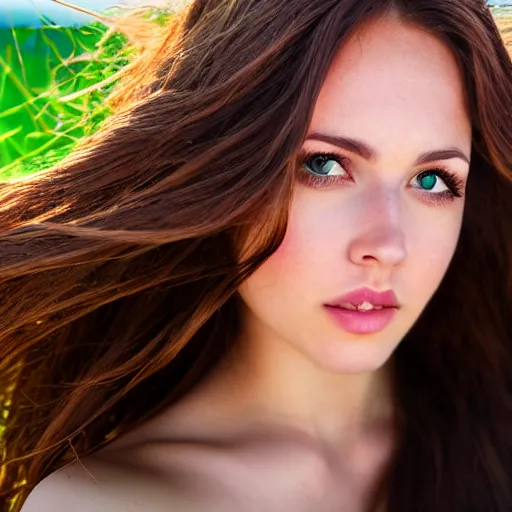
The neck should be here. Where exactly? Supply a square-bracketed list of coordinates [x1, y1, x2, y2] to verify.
[195, 312, 397, 452]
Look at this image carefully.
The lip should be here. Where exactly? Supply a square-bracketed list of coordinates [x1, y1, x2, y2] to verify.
[323, 287, 399, 335]
[326, 287, 399, 308]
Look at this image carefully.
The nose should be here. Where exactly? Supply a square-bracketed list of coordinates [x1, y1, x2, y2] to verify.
[347, 187, 407, 270]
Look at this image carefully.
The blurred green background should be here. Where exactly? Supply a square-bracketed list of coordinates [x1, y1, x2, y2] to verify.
[0, 1, 172, 180]
[0, 22, 131, 179]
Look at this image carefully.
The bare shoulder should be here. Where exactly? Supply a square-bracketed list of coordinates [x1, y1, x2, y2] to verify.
[20, 449, 204, 512]
[20, 457, 113, 512]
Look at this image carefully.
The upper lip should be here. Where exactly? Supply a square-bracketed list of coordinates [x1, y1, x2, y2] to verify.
[325, 287, 399, 308]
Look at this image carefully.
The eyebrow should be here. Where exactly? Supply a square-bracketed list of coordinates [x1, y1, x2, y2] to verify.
[305, 132, 470, 166]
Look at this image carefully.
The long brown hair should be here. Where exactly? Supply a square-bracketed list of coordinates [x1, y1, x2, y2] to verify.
[1, 1, 511, 510]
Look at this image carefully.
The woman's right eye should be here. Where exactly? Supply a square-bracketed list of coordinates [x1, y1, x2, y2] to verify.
[297, 151, 351, 189]
[304, 153, 348, 177]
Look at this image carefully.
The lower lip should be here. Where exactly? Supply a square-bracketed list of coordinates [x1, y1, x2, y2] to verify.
[323, 305, 398, 335]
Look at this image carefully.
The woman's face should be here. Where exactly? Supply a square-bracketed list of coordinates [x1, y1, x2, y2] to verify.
[238, 15, 472, 374]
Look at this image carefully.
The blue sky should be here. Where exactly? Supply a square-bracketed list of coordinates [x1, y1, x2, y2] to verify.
[0, 0, 171, 27]
[0, 0, 507, 28]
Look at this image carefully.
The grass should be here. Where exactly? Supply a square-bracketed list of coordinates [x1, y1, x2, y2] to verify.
[0, 4, 173, 180]
[0, 20, 134, 180]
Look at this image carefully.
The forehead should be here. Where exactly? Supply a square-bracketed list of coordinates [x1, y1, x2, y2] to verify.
[310, 15, 472, 157]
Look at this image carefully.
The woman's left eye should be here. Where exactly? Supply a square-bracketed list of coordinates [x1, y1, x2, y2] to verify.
[411, 171, 449, 193]
[410, 168, 464, 199]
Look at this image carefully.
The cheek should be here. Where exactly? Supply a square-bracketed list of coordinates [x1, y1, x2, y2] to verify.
[244, 219, 302, 289]
[265, 229, 293, 266]
[239, 201, 318, 300]
[259, 195, 317, 271]
[409, 215, 463, 296]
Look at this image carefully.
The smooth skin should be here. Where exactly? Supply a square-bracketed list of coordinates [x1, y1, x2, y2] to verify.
[23, 12, 471, 512]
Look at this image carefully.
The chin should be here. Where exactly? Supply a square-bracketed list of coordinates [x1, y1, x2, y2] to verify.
[312, 341, 396, 375]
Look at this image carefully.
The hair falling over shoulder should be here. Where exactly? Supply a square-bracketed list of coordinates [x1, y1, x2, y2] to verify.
[0, 1, 511, 511]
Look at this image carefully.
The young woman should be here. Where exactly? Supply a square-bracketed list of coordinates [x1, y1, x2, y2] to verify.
[1, 0, 511, 511]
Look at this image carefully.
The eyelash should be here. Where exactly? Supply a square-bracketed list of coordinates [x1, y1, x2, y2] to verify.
[297, 150, 465, 205]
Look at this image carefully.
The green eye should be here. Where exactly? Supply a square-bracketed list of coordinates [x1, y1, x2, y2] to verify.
[417, 172, 438, 191]
[416, 171, 449, 193]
